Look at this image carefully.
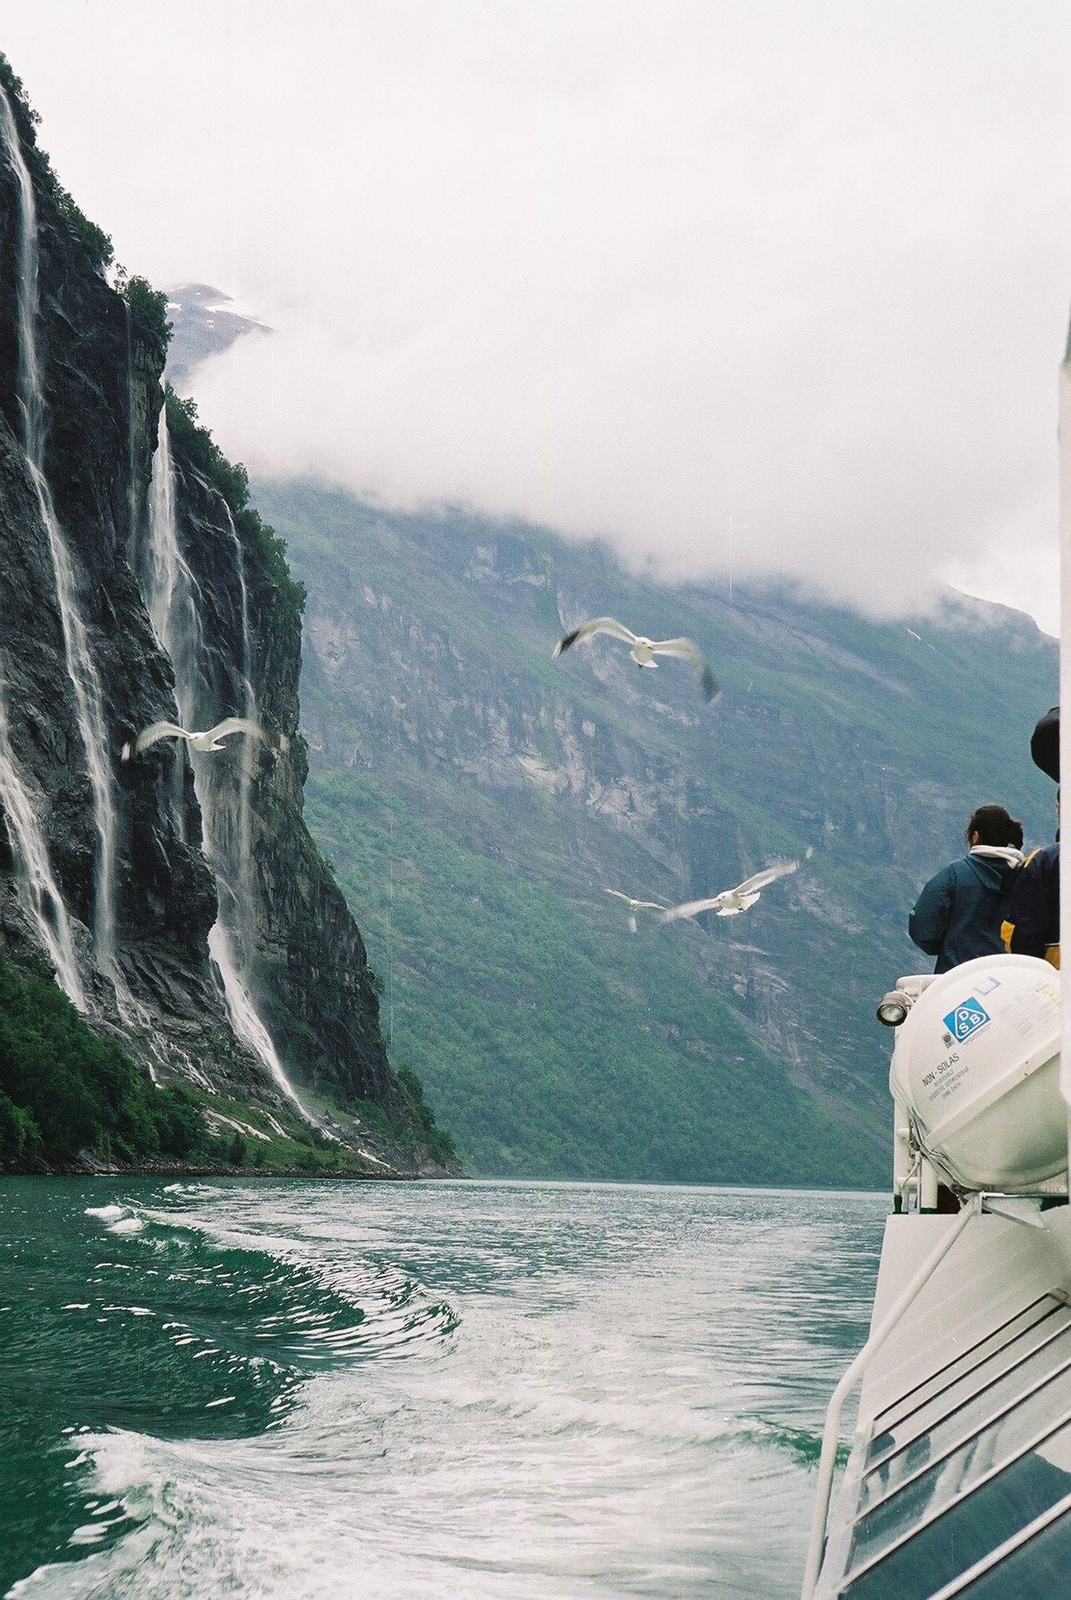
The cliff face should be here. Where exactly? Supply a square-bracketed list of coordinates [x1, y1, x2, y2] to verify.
[208, 453, 393, 1108]
[0, 64, 416, 1168]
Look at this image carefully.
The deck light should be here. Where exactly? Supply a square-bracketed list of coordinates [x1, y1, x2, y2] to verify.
[876, 990, 911, 1027]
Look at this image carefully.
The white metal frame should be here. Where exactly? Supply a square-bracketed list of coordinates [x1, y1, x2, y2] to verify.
[1060, 332, 1071, 1194]
[799, 1196, 981, 1598]
[844, 1347, 1071, 1584]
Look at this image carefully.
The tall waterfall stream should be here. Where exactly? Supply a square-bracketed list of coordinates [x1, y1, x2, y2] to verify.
[0, 85, 89, 1006]
[0, 83, 120, 986]
[144, 411, 307, 1112]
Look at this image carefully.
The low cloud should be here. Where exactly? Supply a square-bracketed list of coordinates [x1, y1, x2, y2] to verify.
[3, 0, 1068, 626]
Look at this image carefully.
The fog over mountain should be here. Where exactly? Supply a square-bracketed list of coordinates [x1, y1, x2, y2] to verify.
[0, 0, 1066, 627]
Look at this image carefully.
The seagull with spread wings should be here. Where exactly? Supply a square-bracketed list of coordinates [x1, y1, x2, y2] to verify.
[121, 716, 261, 761]
[660, 858, 800, 921]
[553, 617, 718, 701]
[603, 886, 669, 934]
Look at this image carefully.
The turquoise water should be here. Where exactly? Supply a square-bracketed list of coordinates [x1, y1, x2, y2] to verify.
[0, 1178, 886, 1598]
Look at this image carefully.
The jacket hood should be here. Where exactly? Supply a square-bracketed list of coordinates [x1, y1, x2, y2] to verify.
[964, 847, 1023, 892]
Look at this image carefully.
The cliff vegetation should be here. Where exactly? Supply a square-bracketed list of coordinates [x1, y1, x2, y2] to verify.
[165, 390, 306, 622]
[0, 950, 204, 1167]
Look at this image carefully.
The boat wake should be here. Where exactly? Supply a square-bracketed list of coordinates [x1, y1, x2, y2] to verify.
[2, 1186, 459, 1598]
[3, 1180, 885, 1600]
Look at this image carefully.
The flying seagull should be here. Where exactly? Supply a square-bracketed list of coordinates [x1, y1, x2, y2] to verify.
[660, 859, 800, 922]
[603, 886, 669, 934]
[553, 617, 718, 701]
[122, 717, 261, 760]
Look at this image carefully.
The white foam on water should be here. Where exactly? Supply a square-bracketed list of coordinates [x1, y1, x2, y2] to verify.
[4, 1183, 888, 1600]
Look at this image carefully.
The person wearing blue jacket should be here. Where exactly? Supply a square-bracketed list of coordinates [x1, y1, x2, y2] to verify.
[909, 805, 1025, 973]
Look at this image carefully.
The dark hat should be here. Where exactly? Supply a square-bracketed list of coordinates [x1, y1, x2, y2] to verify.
[1031, 706, 1059, 782]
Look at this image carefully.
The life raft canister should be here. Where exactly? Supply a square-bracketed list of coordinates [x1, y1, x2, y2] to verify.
[889, 953, 1064, 1193]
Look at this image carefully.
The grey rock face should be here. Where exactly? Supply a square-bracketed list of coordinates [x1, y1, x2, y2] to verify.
[0, 70, 405, 1146]
[164, 282, 269, 394]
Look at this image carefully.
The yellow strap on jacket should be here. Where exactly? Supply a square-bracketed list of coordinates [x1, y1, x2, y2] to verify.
[1001, 848, 1043, 957]
[1001, 915, 1059, 969]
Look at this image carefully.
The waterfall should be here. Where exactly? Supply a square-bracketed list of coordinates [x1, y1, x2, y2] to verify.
[143, 411, 207, 839]
[207, 923, 307, 1107]
[0, 676, 85, 1008]
[0, 87, 83, 1005]
[223, 501, 258, 935]
[0, 85, 120, 979]
[144, 409, 307, 1114]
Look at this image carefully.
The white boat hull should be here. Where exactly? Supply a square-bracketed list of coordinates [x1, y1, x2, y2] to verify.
[813, 1205, 1071, 1598]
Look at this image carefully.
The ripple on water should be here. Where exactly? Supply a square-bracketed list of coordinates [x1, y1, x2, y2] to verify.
[2, 1180, 885, 1599]
[2, 1185, 460, 1594]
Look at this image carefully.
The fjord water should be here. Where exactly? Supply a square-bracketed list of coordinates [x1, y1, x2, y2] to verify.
[0, 1179, 885, 1598]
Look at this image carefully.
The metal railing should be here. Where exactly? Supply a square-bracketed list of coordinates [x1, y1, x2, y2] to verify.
[799, 1194, 982, 1598]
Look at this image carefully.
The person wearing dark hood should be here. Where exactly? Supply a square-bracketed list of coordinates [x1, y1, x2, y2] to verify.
[909, 805, 1025, 973]
[1002, 705, 1060, 967]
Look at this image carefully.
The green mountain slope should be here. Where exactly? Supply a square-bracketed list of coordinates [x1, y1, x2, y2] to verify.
[256, 483, 1057, 1186]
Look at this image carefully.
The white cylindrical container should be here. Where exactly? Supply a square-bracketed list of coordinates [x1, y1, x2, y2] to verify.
[889, 954, 1064, 1193]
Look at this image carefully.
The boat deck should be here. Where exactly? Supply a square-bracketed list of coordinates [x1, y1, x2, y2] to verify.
[814, 1205, 1071, 1599]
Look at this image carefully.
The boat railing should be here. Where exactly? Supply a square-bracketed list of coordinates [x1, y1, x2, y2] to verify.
[799, 1192, 982, 1598]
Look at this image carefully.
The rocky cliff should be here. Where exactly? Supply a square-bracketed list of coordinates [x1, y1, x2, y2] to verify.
[0, 60, 436, 1173]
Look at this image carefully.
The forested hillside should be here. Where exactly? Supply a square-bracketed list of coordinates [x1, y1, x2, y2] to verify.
[254, 483, 1057, 1185]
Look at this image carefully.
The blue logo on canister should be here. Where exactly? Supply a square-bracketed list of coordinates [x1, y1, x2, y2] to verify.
[943, 997, 991, 1043]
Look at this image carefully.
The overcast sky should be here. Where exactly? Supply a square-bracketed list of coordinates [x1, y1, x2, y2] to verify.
[1, 1, 1068, 628]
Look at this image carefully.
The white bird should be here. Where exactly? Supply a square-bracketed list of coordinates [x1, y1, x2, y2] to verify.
[122, 716, 261, 761]
[660, 859, 800, 922]
[603, 887, 669, 934]
[553, 617, 718, 701]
